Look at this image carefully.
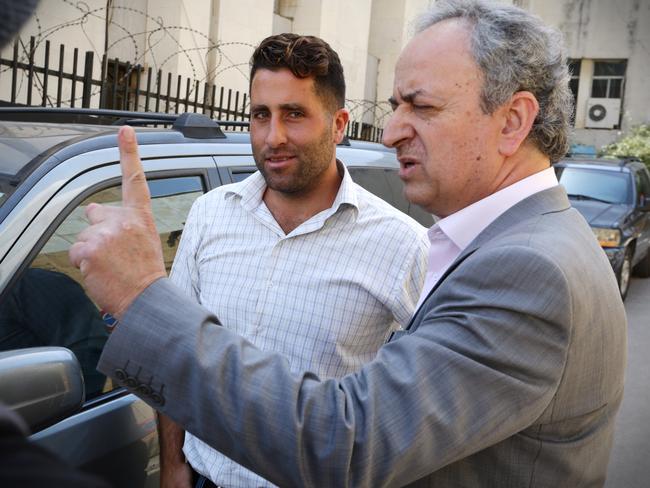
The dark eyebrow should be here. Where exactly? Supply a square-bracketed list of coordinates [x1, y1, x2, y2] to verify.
[388, 89, 427, 107]
[250, 102, 306, 112]
[279, 103, 305, 111]
[402, 90, 426, 104]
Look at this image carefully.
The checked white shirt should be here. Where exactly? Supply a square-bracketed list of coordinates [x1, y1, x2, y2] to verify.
[170, 164, 429, 488]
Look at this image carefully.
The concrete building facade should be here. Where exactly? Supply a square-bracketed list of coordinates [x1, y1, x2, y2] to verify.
[525, 0, 650, 149]
[2, 0, 648, 150]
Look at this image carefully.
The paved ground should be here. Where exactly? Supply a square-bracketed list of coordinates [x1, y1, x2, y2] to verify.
[606, 277, 650, 488]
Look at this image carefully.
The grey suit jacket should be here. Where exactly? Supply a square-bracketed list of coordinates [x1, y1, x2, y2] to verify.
[98, 185, 627, 487]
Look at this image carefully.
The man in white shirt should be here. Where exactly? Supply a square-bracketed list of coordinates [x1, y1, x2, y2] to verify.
[158, 33, 428, 488]
[73, 1, 626, 485]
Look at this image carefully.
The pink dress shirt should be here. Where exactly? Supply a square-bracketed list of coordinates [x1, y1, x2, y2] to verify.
[415, 167, 559, 309]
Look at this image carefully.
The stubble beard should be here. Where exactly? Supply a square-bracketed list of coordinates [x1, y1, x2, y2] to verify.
[254, 127, 335, 196]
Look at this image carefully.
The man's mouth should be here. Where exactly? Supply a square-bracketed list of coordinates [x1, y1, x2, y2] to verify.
[265, 155, 296, 167]
[267, 155, 294, 161]
[397, 156, 419, 177]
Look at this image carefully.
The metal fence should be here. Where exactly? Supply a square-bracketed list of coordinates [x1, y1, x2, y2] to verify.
[0, 36, 383, 142]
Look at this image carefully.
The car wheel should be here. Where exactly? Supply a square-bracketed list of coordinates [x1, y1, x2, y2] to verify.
[618, 247, 633, 300]
[632, 248, 650, 278]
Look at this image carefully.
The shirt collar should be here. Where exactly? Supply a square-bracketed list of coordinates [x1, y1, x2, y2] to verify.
[330, 160, 359, 214]
[436, 167, 558, 250]
[225, 160, 359, 217]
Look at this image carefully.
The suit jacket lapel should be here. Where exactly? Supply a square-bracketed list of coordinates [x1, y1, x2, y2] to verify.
[404, 185, 571, 330]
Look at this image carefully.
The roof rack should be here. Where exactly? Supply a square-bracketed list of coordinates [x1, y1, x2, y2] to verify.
[0, 107, 365, 146]
[598, 154, 643, 167]
[0, 107, 252, 139]
[620, 156, 642, 166]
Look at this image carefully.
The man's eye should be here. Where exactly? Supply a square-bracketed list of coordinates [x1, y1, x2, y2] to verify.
[252, 112, 268, 120]
[412, 105, 440, 119]
[288, 111, 303, 118]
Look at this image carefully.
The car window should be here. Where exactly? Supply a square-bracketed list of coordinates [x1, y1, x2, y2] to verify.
[0, 175, 205, 401]
[407, 202, 435, 228]
[346, 167, 435, 227]
[558, 167, 632, 204]
[383, 169, 410, 214]
[349, 167, 408, 212]
[231, 170, 255, 183]
[636, 169, 650, 205]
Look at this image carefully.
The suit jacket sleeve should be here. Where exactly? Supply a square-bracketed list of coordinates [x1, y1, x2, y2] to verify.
[97, 244, 573, 487]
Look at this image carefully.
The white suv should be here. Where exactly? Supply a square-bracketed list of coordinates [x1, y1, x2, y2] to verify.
[0, 108, 431, 488]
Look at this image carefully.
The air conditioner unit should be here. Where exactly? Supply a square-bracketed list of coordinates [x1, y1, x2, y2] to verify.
[585, 98, 621, 129]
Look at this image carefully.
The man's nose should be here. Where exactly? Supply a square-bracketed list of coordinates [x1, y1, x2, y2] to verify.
[382, 109, 413, 149]
[266, 117, 288, 147]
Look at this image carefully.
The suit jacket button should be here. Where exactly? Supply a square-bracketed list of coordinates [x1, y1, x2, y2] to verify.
[151, 393, 165, 406]
[115, 369, 127, 381]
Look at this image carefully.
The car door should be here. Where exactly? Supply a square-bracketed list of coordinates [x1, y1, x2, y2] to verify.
[213, 155, 257, 184]
[0, 153, 217, 488]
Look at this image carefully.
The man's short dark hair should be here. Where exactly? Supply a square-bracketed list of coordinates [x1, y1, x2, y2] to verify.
[250, 33, 346, 112]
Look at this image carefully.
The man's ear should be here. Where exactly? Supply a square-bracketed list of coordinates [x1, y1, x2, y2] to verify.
[332, 108, 350, 144]
[498, 91, 539, 157]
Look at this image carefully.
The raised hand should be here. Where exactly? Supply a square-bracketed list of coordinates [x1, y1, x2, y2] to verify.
[69, 126, 166, 319]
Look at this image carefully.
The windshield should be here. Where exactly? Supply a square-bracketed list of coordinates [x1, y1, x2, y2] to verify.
[0, 122, 112, 209]
[557, 167, 632, 204]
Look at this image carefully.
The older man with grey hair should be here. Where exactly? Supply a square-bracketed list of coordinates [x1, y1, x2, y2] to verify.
[72, 0, 626, 486]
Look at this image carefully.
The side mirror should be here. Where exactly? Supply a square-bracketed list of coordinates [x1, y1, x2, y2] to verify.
[0, 347, 85, 432]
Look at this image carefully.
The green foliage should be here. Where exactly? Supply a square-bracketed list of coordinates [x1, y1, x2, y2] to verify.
[601, 124, 650, 167]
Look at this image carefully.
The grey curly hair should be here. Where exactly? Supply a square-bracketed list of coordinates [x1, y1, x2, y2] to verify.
[416, 0, 573, 162]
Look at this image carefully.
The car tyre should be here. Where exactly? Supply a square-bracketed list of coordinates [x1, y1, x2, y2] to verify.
[618, 247, 633, 300]
[633, 248, 650, 278]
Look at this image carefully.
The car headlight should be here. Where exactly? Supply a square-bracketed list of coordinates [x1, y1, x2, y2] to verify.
[592, 227, 621, 247]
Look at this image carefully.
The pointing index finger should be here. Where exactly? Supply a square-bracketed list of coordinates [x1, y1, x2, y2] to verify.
[118, 126, 151, 208]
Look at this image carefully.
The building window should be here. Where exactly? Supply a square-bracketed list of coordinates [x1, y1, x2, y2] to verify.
[591, 60, 626, 99]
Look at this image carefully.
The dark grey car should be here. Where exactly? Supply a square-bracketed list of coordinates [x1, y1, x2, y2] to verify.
[555, 157, 650, 299]
[0, 108, 431, 487]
